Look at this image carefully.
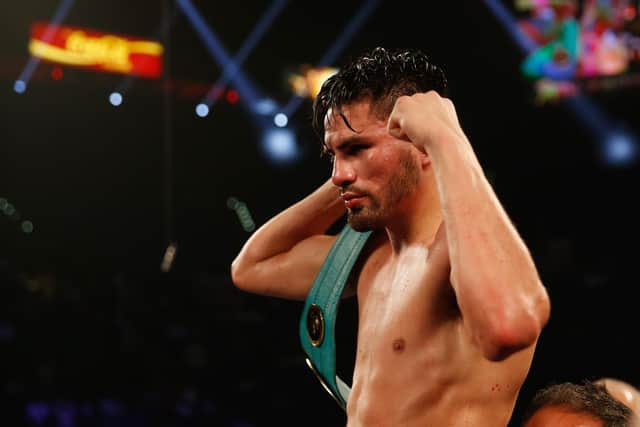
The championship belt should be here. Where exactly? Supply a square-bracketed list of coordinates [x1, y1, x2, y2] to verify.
[299, 224, 371, 410]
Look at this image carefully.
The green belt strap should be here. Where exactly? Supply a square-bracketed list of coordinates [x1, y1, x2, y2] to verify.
[299, 224, 372, 410]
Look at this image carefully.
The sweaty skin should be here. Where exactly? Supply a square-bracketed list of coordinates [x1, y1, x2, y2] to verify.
[345, 225, 536, 426]
[231, 92, 550, 427]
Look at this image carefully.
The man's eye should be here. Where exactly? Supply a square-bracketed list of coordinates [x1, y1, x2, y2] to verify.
[347, 145, 366, 154]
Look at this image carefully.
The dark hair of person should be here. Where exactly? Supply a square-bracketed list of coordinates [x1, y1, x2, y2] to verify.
[311, 46, 448, 151]
[521, 380, 633, 427]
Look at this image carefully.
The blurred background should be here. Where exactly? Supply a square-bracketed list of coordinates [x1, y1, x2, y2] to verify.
[1, 1, 639, 426]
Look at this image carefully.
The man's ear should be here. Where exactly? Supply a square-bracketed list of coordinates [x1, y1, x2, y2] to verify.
[419, 149, 432, 168]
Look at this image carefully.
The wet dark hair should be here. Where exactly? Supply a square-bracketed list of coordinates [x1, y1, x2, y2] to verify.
[521, 380, 633, 426]
[312, 46, 448, 149]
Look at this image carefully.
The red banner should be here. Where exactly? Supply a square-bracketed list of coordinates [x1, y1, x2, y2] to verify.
[29, 22, 163, 78]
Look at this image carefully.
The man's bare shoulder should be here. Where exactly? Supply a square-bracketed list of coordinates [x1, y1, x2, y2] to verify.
[343, 230, 389, 298]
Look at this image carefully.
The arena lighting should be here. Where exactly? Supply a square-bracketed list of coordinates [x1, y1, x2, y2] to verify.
[273, 112, 288, 127]
[51, 66, 63, 80]
[1, 197, 34, 234]
[225, 89, 239, 104]
[21, 221, 35, 234]
[1, 200, 16, 217]
[288, 66, 339, 99]
[109, 92, 123, 107]
[176, 0, 302, 164]
[195, 103, 209, 117]
[28, 23, 163, 78]
[176, 0, 264, 123]
[254, 98, 277, 115]
[482, 0, 537, 55]
[563, 83, 639, 167]
[602, 131, 638, 166]
[109, 6, 179, 110]
[281, 0, 382, 118]
[160, 242, 178, 272]
[197, 0, 288, 116]
[261, 127, 298, 164]
[227, 197, 256, 232]
[13, 80, 27, 94]
[14, 0, 75, 94]
[482, 0, 639, 168]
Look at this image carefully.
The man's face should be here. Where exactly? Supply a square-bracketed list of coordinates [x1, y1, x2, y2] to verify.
[323, 100, 421, 231]
[523, 405, 604, 427]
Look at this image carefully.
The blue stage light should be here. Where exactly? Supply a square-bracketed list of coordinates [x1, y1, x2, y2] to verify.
[15, 0, 76, 94]
[109, 92, 123, 107]
[274, 113, 288, 127]
[254, 98, 277, 115]
[262, 127, 298, 163]
[14, 80, 27, 94]
[602, 132, 638, 166]
[198, 0, 288, 112]
[196, 103, 210, 117]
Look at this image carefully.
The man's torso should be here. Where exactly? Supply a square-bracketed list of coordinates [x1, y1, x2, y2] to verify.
[344, 228, 535, 427]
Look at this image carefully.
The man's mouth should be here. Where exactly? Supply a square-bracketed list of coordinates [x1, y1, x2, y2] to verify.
[341, 192, 366, 208]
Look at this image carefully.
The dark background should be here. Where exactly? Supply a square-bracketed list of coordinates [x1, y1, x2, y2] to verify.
[1, 1, 639, 426]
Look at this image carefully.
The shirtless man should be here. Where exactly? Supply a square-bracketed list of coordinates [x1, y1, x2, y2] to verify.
[231, 47, 551, 426]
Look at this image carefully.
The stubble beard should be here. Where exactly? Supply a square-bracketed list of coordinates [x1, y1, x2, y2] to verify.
[347, 151, 421, 232]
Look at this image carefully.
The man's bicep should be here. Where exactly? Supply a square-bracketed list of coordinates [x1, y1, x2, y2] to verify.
[247, 234, 337, 300]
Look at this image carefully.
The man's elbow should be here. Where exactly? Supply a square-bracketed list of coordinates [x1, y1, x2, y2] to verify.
[230, 255, 277, 296]
[480, 325, 541, 362]
[481, 287, 551, 361]
[230, 256, 253, 292]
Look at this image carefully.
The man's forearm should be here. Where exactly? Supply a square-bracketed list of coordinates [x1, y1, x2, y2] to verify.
[426, 128, 549, 360]
[233, 179, 345, 268]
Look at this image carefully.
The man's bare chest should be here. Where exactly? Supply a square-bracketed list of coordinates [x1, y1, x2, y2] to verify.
[358, 244, 453, 314]
[355, 247, 457, 353]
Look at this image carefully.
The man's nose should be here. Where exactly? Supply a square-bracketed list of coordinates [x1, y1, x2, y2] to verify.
[331, 158, 356, 188]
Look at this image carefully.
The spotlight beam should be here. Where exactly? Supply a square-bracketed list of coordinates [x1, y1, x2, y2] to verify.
[110, 5, 179, 104]
[14, 0, 76, 93]
[281, 0, 382, 118]
[176, 0, 264, 121]
[482, 0, 537, 55]
[200, 0, 289, 110]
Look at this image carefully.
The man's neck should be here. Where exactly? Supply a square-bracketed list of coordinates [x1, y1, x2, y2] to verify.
[385, 202, 443, 254]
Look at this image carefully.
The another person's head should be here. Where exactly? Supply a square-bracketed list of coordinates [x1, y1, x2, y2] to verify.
[596, 378, 640, 416]
[311, 47, 448, 230]
[522, 380, 633, 427]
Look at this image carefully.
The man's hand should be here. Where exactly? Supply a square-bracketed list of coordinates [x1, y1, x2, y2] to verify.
[386, 91, 465, 151]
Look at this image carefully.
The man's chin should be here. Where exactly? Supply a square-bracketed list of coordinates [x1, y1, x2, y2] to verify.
[347, 210, 380, 232]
